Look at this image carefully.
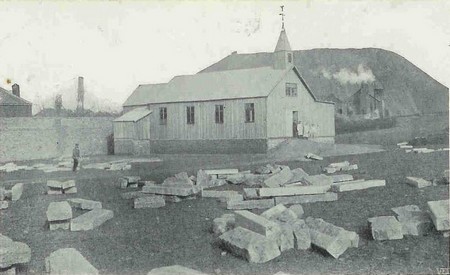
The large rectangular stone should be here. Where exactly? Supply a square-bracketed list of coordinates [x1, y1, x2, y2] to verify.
[142, 184, 202, 197]
[46, 201, 72, 222]
[201, 190, 239, 199]
[61, 180, 76, 190]
[302, 174, 333, 187]
[392, 205, 433, 236]
[64, 187, 77, 194]
[405, 177, 432, 188]
[47, 180, 62, 189]
[330, 174, 354, 183]
[134, 196, 166, 209]
[227, 198, 275, 210]
[70, 209, 114, 231]
[259, 185, 329, 198]
[0, 234, 31, 269]
[427, 200, 450, 231]
[243, 188, 259, 200]
[235, 210, 281, 237]
[204, 169, 239, 175]
[368, 216, 403, 240]
[219, 227, 281, 263]
[332, 180, 385, 192]
[264, 167, 293, 188]
[328, 161, 350, 169]
[275, 192, 338, 205]
[68, 198, 102, 210]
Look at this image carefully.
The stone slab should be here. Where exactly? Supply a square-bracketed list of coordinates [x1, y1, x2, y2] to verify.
[406, 177, 432, 188]
[47, 180, 62, 189]
[368, 216, 404, 240]
[196, 169, 210, 187]
[70, 209, 114, 231]
[218, 227, 281, 263]
[46, 201, 72, 222]
[243, 188, 259, 200]
[261, 204, 298, 224]
[305, 153, 323, 160]
[259, 185, 329, 198]
[45, 248, 98, 275]
[288, 219, 311, 250]
[201, 190, 239, 198]
[302, 174, 333, 187]
[391, 205, 433, 236]
[212, 214, 236, 235]
[427, 200, 450, 231]
[61, 180, 76, 190]
[226, 198, 275, 210]
[288, 205, 304, 219]
[235, 210, 281, 237]
[275, 192, 338, 205]
[134, 196, 166, 209]
[204, 169, 239, 175]
[330, 174, 354, 183]
[163, 195, 183, 203]
[68, 198, 102, 210]
[147, 265, 207, 275]
[332, 180, 385, 192]
[328, 161, 350, 168]
[49, 220, 70, 231]
[47, 189, 63, 195]
[142, 184, 202, 197]
[340, 164, 358, 171]
[11, 183, 24, 201]
[264, 167, 293, 188]
[64, 187, 77, 194]
[0, 234, 31, 269]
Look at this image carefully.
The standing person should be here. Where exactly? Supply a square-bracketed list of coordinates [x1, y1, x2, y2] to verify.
[72, 143, 80, 172]
[297, 121, 303, 138]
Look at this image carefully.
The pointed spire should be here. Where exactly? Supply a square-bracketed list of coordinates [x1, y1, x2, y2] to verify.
[274, 5, 291, 52]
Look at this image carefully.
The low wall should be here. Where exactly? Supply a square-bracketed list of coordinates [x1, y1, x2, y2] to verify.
[0, 117, 114, 162]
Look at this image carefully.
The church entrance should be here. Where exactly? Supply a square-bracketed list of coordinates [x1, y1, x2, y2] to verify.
[292, 111, 298, 137]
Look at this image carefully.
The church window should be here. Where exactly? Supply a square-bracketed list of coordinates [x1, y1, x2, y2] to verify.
[245, 103, 255, 123]
[159, 107, 167, 125]
[287, 53, 293, 63]
[215, 105, 224, 124]
[286, 83, 298, 97]
[186, 106, 195, 124]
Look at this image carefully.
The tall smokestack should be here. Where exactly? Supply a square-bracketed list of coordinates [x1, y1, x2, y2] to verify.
[12, 83, 20, 98]
[77, 76, 85, 111]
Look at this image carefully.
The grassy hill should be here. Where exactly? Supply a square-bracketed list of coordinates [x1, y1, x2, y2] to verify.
[200, 48, 448, 117]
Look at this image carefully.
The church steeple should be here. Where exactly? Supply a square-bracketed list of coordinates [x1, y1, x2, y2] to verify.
[273, 5, 294, 70]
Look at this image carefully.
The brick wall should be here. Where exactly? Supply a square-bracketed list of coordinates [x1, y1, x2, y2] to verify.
[0, 117, 114, 162]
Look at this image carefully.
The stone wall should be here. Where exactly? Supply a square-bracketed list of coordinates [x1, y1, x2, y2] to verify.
[0, 117, 114, 162]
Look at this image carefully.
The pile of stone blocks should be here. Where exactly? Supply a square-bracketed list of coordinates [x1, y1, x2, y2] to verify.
[323, 161, 358, 174]
[47, 180, 77, 195]
[46, 201, 73, 230]
[0, 183, 24, 210]
[119, 176, 141, 189]
[0, 234, 31, 274]
[391, 205, 433, 236]
[215, 204, 358, 263]
[45, 248, 98, 274]
[427, 200, 450, 233]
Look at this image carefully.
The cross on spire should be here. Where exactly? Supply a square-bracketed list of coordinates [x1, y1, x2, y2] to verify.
[279, 5, 285, 30]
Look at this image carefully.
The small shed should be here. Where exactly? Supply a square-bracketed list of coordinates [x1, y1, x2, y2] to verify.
[113, 107, 152, 155]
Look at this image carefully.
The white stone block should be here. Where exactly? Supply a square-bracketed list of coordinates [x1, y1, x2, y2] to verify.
[46, 201, 72, 222]
[368, 216, 403, 240]
[259, 185, 329, 198]
[147, 265, 207, 275]
[427, 200, 450, 231]
[405, 177, 432, 188]
[275, 192, 338, 205]
[68, 198, 102, 210]
[332, 180, 385, 192]
[0, 234, 31, 269]
[226, 199, 274, 210]
[70, 209, 113, 231]
[134, 196, 165, 209]
[11, 183, 24, 201]
[45, 248, 98, 275]
[264, 166, 293, 188]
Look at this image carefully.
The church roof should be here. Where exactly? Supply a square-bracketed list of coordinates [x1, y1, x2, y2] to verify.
[123, 83, 167, 107]
[0, 86, 32, 106]
[274, 30, 292, 52]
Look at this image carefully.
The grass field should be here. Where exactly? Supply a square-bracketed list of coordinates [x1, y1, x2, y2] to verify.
[1, 147, 449, 274]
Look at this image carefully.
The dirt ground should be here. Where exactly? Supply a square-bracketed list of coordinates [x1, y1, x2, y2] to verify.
[1, 147, 449, 275]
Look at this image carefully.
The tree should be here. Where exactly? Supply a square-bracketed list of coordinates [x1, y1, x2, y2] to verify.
[55, 94, 63, 114]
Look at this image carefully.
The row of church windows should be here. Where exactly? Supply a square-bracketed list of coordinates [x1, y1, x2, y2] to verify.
[158, 103, 256, 125]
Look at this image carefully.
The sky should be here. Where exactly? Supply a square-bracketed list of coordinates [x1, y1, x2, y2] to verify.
[0, 0, 449, 113]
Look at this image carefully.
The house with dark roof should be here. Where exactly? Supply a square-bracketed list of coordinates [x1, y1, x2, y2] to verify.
[117, 26, 335, 154]
[0, 84, 32, 117]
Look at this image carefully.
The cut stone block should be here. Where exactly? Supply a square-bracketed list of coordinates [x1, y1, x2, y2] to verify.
[202, 190, 239, 199]
[305, 153, 323, 160]
[264, 167, 293, 188]
[68, 198, 102, 210]
[255, 165, 272, 175]
[226, 173, 247, 184]
[391, 205, 433, 236]
[328, 161, 350, 169]
[405, 177, 432, 188]
[0, 201, 8, 210]
[218, 227, 281, 263]
[134, 196, 165, 209]
[125, 176, 141, 183]
[61, 180, 76, 190]
[341, 164, 358, 171]
[275, 192, 338, 205]
[226, 198, 274, 210]
[217, 194, 244, 203]
[45, 248, 98, 275]
[47, 188, 63, 195]
[397, 142, 408, 146]
[332, 180, 385, 192]
[302, 174, 333, 187]
[306, 217, 358, 258]
[206, 179, 228, 188]
[243, 188, 259, 200]
[235, 210, 281, 237]
[261, 204, 298, 223]
[49, 221, 70, 231]
[195, 170, 210, 187]
[204, 169, 239, 175]
[163, 173, 193, 186]
[46, 201, 72, 222]
[64, 187, 77, 194]
[276, 222, 295, 252]
[259, 185, 329, 198]
[11, 183, 24, 201]
[330, 174, 354, 183]
[368, 216, 404, 240]
[400, 145, 413, 149]
[212, 214, 236, 235]
[0, 234, 31, 269]
[120, 191, 149, 200]
[47, 180, 62, 189]
[286, 168, 309, 183]
[288, 205, 304, 219]
[261, 204, 287, 219]
[142, 184, 202, 197]
[323, 167, 337, 174]
[147, 265, 207, 275]
[70, 209, 114, 231]
[427, 200, 450, 231]
[163, 195, 183, 203]
[288, 219, 311, 250]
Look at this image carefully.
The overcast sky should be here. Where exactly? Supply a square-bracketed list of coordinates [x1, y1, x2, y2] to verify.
[0, 1, 448, 111]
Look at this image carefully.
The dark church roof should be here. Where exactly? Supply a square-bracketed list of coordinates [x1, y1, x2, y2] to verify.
[0, 87, 32, 106]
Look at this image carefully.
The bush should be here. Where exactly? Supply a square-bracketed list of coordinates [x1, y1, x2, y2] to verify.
[336, 116, 397, 134]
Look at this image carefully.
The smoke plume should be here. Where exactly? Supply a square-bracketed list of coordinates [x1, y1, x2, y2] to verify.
[322, 64, 375, 85]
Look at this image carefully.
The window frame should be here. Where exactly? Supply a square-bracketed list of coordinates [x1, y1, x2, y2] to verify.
[287, 53, 293, 63]
[215, 104, 224, 124]
[285, 83, 298, 97]
[244, 103, 255, 123]
[159, 107, 167, 125]
[186, 106, 195, 124]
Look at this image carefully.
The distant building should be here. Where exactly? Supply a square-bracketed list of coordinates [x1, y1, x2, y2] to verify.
[0, 84, 32, 117]
[117, 26, 335, 154]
